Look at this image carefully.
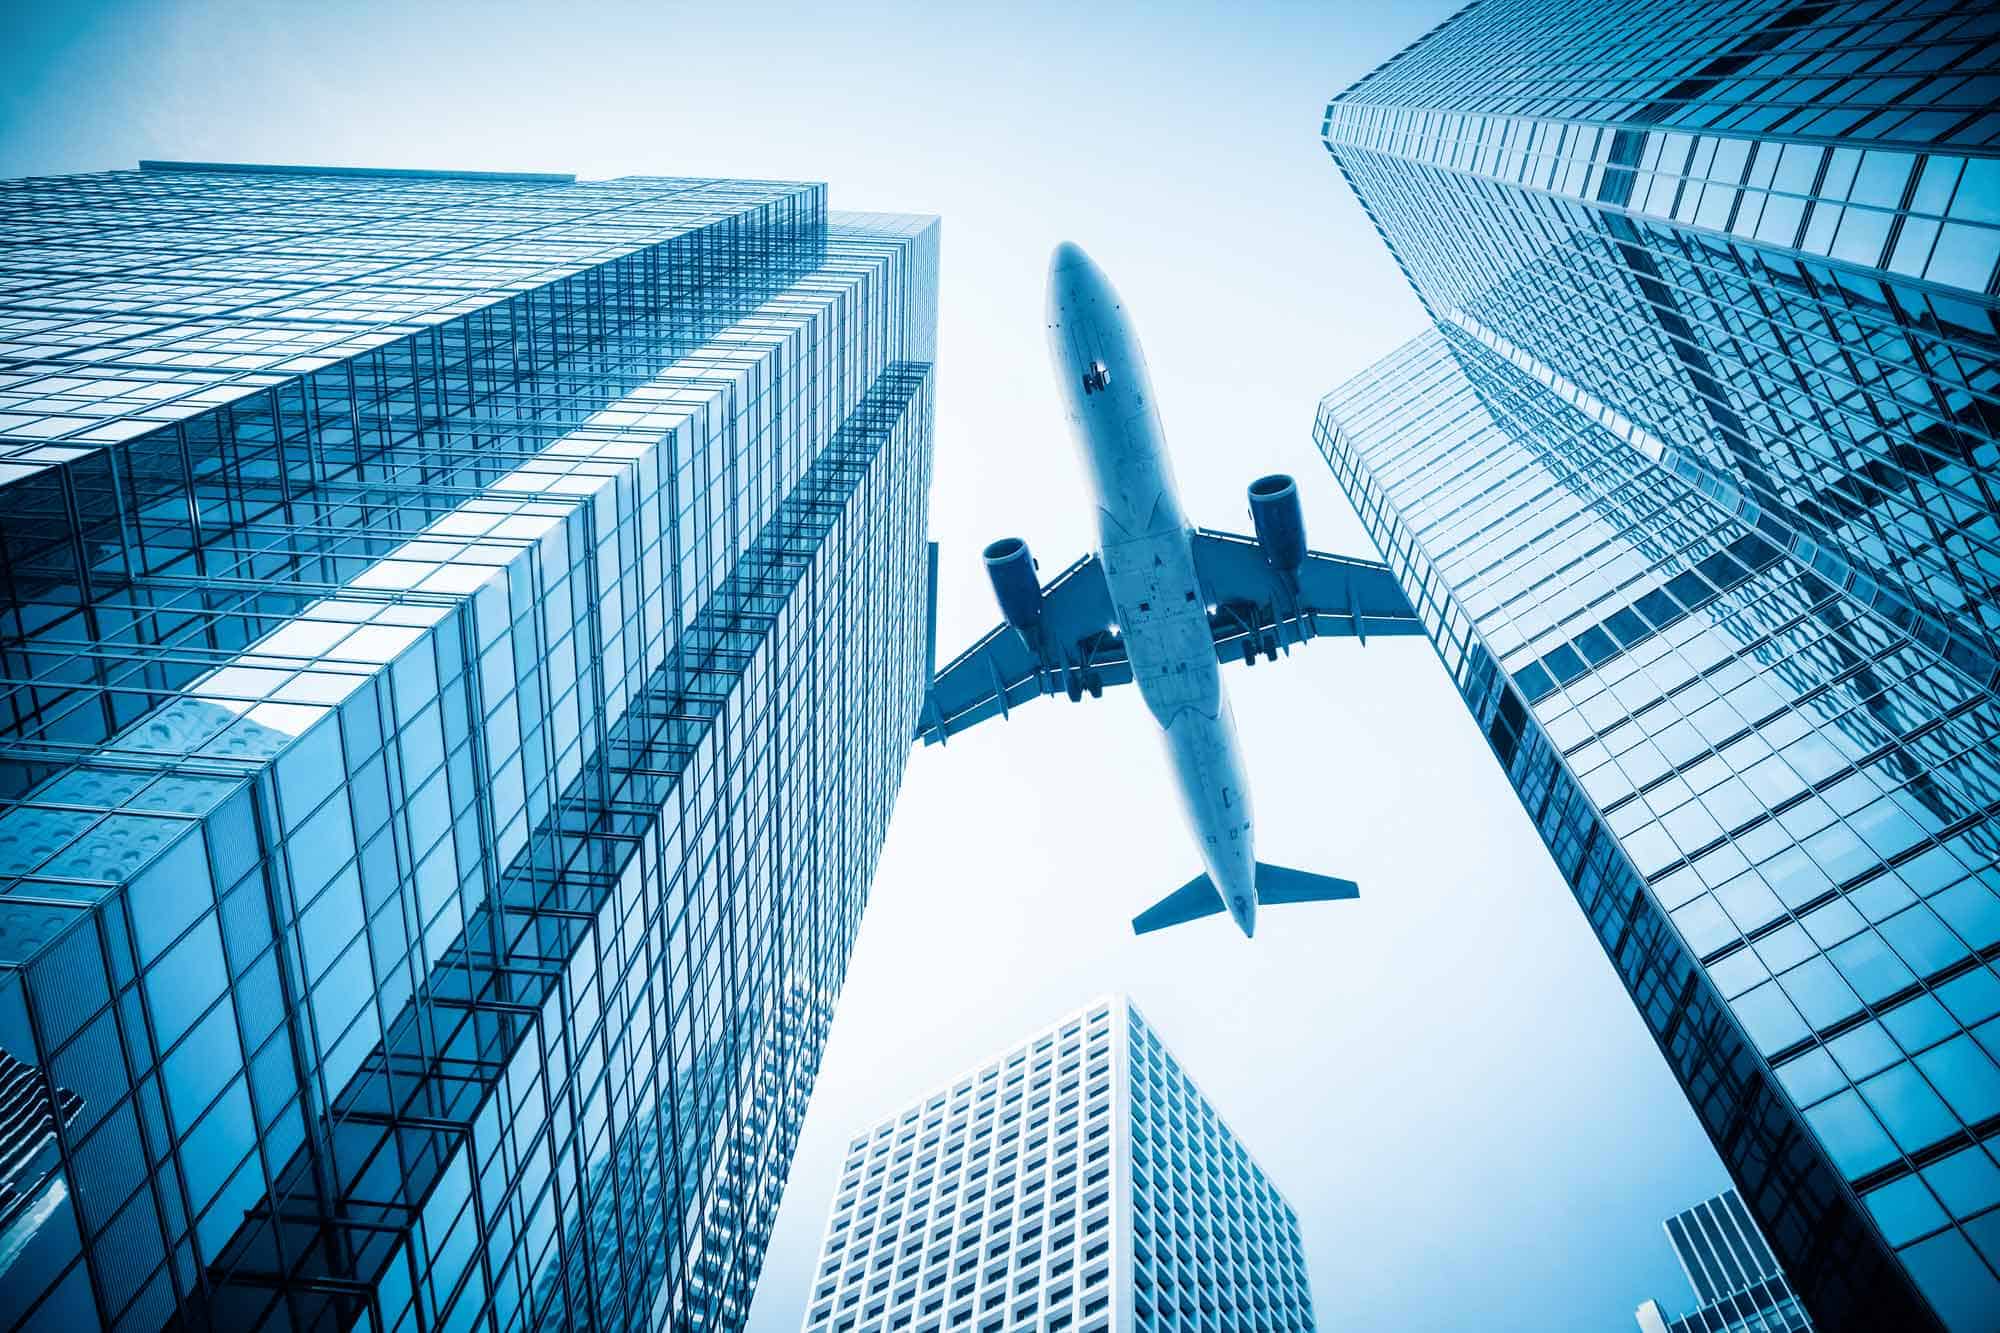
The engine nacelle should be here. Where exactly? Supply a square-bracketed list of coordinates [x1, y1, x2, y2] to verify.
[1248, 474, 1306, 573]
[983, 537, 1042, 633]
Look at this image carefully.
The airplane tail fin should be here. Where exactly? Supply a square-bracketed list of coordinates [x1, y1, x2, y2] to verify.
[1131, 873, 1225, 936]
[1255, 862, 1360, 905]
[1130, 864, 1360, 937]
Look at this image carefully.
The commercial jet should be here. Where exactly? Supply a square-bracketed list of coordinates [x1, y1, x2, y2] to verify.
[917, 242, 1424, 938]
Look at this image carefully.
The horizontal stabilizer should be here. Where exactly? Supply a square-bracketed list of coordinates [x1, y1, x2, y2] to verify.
[1255, 862, 1359, 905]
[1132, 873, 1225, 936]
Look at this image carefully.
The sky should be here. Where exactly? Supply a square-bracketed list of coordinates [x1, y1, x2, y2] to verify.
[0, 2, 1735, 1327]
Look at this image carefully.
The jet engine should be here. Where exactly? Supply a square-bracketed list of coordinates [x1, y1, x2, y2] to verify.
[983, 537, 1042, 633]
[1247, 474, 1306, 573]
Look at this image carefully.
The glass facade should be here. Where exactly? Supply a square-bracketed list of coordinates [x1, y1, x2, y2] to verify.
[799, 997, 1313, 1333]
[1317, 4, 1999, 1330]
[1637, 1189, 1813, 1333]
[1322, 0, 2000, 667]
[0, 163, 938, 1333]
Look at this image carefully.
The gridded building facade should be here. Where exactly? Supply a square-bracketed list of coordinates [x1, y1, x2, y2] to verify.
[1636, 1189, 1813, 1333]
[0, 163, 938, 1333]
[1322, 0, 2000, 663]
[1318, 3, 2000, 1330]
[798, 998, 1312, 1333]
[1318, 324, 2000, 1333]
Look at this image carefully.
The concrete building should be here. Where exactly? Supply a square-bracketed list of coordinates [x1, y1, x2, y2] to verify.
[798, 997, 1313, 1333]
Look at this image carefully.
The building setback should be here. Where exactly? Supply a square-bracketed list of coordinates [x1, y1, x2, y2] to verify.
[0, 163, 937, 1332]
[1317, 2, 2000, 1330]
[1636, 1189, 1813, 1333]
[798, 997, 1313, 1333]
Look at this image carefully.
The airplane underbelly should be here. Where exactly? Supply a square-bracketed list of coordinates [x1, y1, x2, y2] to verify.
[1079, 400, 1211, 720]
[1102, 537, 1213, 720]
[1159, 689, 1256, 911]
[1098, 515, 1255, 907]
[1048, 240, 1259, 930]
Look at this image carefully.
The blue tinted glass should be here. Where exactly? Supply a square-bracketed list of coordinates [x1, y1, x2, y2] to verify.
[1318, 2, 2000, 1323]
[1803, 1091, 1895, 1178]
[1922, 1146, 2000, 1220]
[144, 916, 226, 1048]
[1914, 1037, 2000, 1127]
[1865, 1175, 1946, 1247]
[1900, 1230, 2000, 1331]
[129, 834, 215, 963]
[163, 1003, 243, 1129]
[1859, 1064, 1959, 1154]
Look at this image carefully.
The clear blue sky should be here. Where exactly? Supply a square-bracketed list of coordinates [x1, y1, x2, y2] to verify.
[0, 3, 1732, 1327]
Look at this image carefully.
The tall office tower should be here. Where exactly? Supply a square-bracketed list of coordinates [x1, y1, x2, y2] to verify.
[797, 997, 1313, 1333]
[0, 162, 938, 1333]
[1635, 1189, 1813, 1333]
[1317, 4, 1999, 1329]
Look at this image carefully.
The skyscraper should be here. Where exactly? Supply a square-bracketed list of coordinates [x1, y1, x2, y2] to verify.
[0, 162, 937, 1333]
[1635, 1189, 1813, 1333]
[1317, 4, 1999, 1330]
[797, 997, 1314, 1333]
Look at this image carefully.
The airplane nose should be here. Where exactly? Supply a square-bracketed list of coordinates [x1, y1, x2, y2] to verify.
[1046, 243, 1100, 330]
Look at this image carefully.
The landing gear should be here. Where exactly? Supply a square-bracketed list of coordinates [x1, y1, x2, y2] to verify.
[1241, 631, 1282, 665]
[1064, 670, 1105, 700]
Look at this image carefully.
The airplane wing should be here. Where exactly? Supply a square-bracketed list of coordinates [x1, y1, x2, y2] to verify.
[1190, 529, 1425, 662]
[918, 533, 1422, 745]
[917, 554, 1131, 745]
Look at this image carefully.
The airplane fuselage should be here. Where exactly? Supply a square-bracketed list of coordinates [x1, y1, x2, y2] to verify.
[1045, 243, 1258, 937]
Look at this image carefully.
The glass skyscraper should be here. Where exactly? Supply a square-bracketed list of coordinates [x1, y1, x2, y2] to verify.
[0, 162, 937, 1333]
[797, 997, 1314, 1333]
[1317, 3, 1999, 1331]
[1636, 1189, 1813, 1333]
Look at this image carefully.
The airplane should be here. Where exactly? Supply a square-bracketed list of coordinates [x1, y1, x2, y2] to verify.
[917, 241, 1426, 939]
